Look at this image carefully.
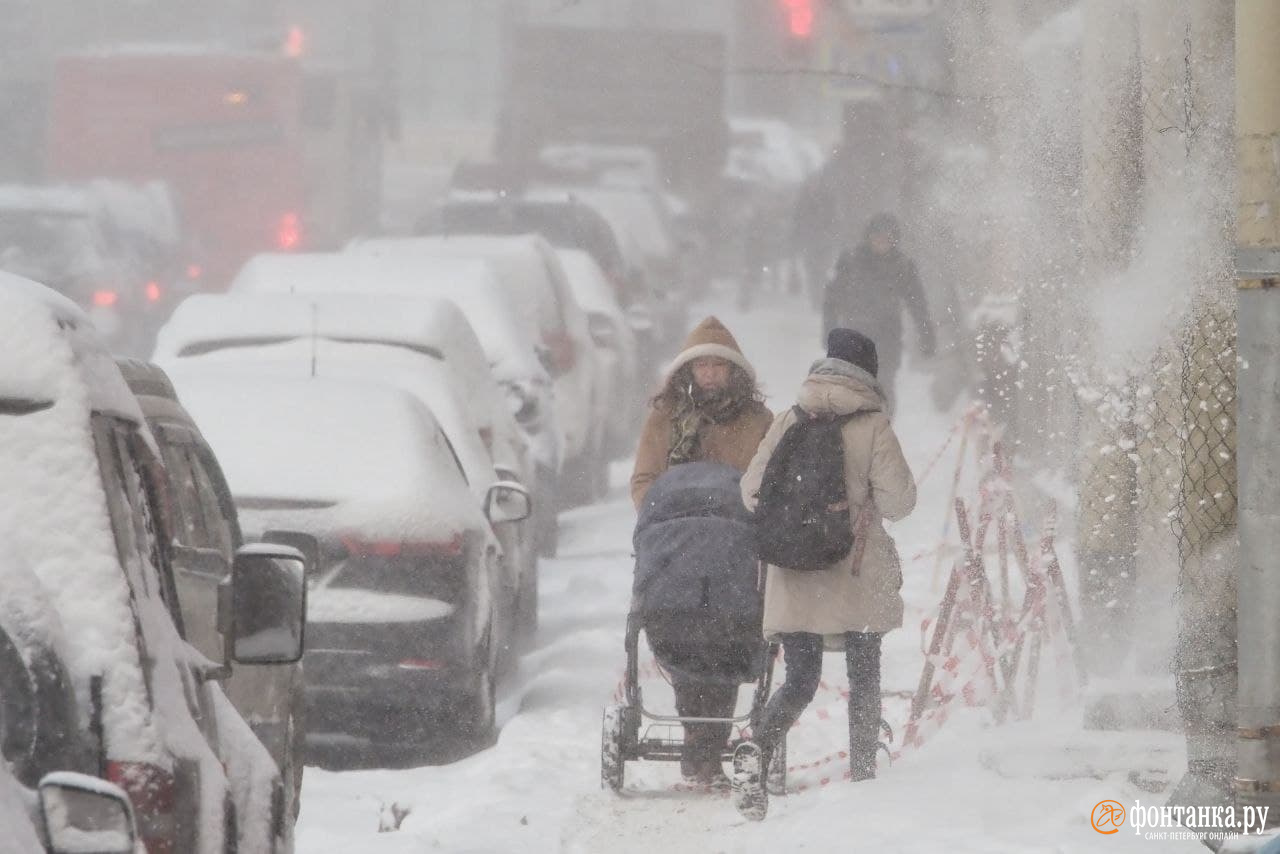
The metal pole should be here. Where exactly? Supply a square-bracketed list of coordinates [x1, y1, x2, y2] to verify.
[1235, 0, 1280, 820]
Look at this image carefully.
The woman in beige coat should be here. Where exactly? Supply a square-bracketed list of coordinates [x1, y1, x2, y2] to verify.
[631, 315, 772, 785]
[740, 328, 917, 786]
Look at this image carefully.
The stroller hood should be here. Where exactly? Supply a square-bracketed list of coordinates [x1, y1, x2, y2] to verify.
[634, 461, 752, 538]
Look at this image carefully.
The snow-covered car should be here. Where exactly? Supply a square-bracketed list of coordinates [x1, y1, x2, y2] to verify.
[0, 183, 195, 357]
[168, 372, 529, 748]
[551, 187, 688, 352]
[555, 248, 642, 458]
[428, 188, 666, 382]
[116, 357, 309, 827]
[227, 251, 565, 555]
[0, 275, 306, 853]
[348, 234, 607, 504]
[152, 292, 538, 657]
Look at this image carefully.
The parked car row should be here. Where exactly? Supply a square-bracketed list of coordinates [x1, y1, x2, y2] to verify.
[143, 229, 650, 757]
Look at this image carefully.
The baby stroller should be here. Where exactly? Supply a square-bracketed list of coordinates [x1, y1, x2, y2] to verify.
[602, 462, 785, 793]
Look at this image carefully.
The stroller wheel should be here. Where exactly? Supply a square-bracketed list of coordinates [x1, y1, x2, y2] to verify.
[765, 736, 787, 797]
[601, 705, 626, 793]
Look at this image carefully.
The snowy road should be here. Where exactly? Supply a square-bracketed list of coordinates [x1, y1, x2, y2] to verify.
[296, 292, 1200, 853]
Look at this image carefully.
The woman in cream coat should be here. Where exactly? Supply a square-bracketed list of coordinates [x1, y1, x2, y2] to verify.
[740, 328, 917, 783]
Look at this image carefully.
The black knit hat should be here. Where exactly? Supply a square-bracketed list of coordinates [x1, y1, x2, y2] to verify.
[827, 328, 879, 377]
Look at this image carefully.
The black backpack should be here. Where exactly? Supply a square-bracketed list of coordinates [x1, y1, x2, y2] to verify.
[753, 407, 857, 571]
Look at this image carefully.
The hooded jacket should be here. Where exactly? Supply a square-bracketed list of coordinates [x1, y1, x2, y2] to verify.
[741, 358, 917, 642]
[631, 317, 773, 509]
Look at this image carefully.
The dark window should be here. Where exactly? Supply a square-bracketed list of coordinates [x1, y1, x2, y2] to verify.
[188, 451, 236, 559]
[160, 441, 208, 550]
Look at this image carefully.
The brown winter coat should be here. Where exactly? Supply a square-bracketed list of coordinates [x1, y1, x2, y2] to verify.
[741, 358, 917, 644]
[630, 317, 773, 508]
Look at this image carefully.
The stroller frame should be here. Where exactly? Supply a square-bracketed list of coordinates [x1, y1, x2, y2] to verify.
[601, 610, 784, 792]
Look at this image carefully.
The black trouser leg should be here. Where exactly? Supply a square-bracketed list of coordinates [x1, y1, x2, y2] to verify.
[675, 680, 737, 771]
[845, 632, 883, 781]
[755, 633, 824, 759]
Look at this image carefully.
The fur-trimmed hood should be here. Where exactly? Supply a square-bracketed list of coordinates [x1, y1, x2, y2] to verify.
[662, 316, 756, 383]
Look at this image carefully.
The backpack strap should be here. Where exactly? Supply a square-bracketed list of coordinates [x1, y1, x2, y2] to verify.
[849, 501, 875, 577]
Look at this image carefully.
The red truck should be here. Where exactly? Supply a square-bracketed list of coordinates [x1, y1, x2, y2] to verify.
[47, 47, 308, 288]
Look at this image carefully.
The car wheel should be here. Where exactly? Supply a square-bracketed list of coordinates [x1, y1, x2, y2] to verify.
[448, 637, 496, 748]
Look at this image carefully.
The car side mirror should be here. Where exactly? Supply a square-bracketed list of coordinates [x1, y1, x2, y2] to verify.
[485, 480, 532, 525]
[39, 772, 138, 854]
[229, 544, 307, 665]
[625, 305, 655, 334]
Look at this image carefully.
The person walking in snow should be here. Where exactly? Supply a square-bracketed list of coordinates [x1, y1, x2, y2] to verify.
[822, 213, 936, 408]
[735, 328, 917, 814]
[631, 316, 773, 784]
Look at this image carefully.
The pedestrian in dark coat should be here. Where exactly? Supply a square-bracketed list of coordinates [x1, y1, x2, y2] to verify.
[822, 213, 936, 407]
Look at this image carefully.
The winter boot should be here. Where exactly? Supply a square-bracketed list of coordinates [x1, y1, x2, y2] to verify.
[731, 741, 768, 821]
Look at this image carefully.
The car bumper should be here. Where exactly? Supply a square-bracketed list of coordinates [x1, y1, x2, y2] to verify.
[302, 616, 475, 739]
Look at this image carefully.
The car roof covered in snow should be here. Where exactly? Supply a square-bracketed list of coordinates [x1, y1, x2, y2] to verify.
[230, 251, 547, 384]
[0, 273, 146, 421]
[154, 291, 464, 360]
[167, 370, 484, 541]
[165, 337, 497, 499]
[0, 184, 94, 215]
[348, 234, 568, 338]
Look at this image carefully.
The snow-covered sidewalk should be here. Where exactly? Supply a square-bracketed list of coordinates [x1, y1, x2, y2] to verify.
[296, 292, 1199, 853]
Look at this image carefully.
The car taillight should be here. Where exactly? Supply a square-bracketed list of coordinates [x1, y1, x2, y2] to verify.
[276, 212, 302, 251]
[92, 289, 119, 308]
[397, 658, 447, 670]
[108, 760, 177, 854]
[339, 533, 465, 559]
[186, 263, 203, 280]
[145, 281, 163, 302]
[547, 332, 576, 375]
